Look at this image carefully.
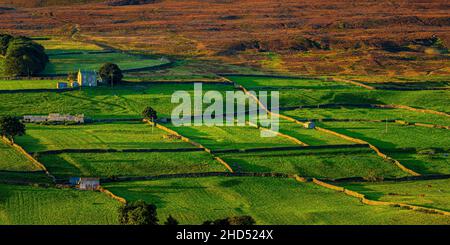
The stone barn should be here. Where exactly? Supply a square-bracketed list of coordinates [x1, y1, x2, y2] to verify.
[304, 121, 316, 129]
[78, 178, 100, 190]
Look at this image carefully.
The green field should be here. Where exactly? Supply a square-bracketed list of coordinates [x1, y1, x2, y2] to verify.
[15, 122, 196, 153]
[0, 80, 58, 90]
[0, 83, 237, 119]
[0, 172, 52, 185]
[0, 184, 119, 225]
[42, 52, 167, 75]
[104, 177, 450, 225]
[218, 148, 408, 179]
[318, 121, 450, 150]
[342, 179, 450, 212]
[167, 124, 297, 150]
[36, 38, 103, 54]
[226, 76, 361, 90]
[39, 151, 226, 178]
[389, 152, 450, 175]
[278, 119, 353, 145]
[0, 141, 40, 172]
[227, 76, 450, 113]
[283, 107, 450, 126]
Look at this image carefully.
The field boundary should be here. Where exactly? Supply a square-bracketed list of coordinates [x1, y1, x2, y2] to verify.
[310, 178, 450, 217]
[224, 75, 421, 176]
[315, 126, 420, 176]
[100, 171, 293, 183]
[32, 148, 203, 155]
[331, 78, 376, 90]
[246, 121, 308, 146]
[1, 137, 56, 182]
[279, 104, 449, 117]
[144, 120, 234, 173]
[211, 144, 369, 154]
[98, 186, 127, 204]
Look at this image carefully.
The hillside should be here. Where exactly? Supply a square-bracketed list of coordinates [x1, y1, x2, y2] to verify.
[0, 0, 449, 75]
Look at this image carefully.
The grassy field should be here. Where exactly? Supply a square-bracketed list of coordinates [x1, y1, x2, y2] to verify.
[0, 83, 237, 119]
[167, 124, 297, 150]
[0, 184, 119, 225]
[226, 76, 361, 90]
[0, 141, 40, 172]
[283, 107, 450, 126]
[218, 148, 408, 179]
[278, 119, 354, 145]
[104, 177, 450, 225]
[388, 152, 450, 175]
[36, 38, 103, 54]
[227, 76, 450, 113]
[342, 179, 450, 212]
[15, 122, 196, 153]
[0, 172, 52, 184]
[318, 121, 450, 150]
[42, 52, 167, 75]
[0, 80, 58, 90]
[38, 151, 226, 178]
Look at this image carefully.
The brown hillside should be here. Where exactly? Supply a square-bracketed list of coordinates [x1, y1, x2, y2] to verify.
[0, 0, 449, 75]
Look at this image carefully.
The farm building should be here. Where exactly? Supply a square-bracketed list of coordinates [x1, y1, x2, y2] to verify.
[69, 177, 81, 186]
[23, 114, 85, 124]
[76, 70, 98, 87]
[71, 80, 80, 88]
[78, 178, 100, 190]
[57, 82, 68, 89]
[304, 121, 316, 129]
[22, 115, 47, 123]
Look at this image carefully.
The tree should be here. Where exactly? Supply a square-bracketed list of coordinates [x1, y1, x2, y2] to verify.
[202, 215, 256, 225]
[142, 106, 158, 122]
[118, 200, 158, 225]
[67, 71, 77, 82]
[2, 36, 49, 76]
[228, 216, 256, 225]
[0, 33, 13, 56]
[99, 63, 123, 86]
[0, 116, 25, 143]
[164, 215, 179, 225]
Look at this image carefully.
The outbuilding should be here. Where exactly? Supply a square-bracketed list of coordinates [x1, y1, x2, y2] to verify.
[78, 178, 100, 190]
[57, 82, 68, 89]
[304, 121, 316, 129]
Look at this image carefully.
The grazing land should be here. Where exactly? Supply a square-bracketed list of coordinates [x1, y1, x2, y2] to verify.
[283, 107, 450, 126]
[342, 179, 450, 212]
[0, 0, 449, 225]
[0, 184, 119, 225]
[167, 124, 297, 151]
[318, 121, 450, 150]
[15, 122, 196, 153]
[38, 151, 225, 178]
[388, 152, 450, 175]
[0, 141, 40, 172]
[217, 148, 408, 179]
[104, 177, 450, 225]
[42, 52, 167, 75]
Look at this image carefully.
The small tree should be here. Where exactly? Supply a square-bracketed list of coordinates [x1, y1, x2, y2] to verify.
[142, 106, 158, 123]
[67, 71, 77, 82]
[118, 200, 158, 225]
[0, 116, 25, 143]
[202, 215, 256, 225]
[228, 215, 256, 225]
[99, 63, 123, 86]
[164, 215, 179, 225]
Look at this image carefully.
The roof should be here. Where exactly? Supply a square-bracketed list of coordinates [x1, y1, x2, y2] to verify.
[79, 177, 100, 181]
[78, 70, 97, 75]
